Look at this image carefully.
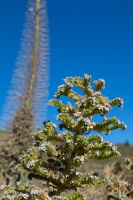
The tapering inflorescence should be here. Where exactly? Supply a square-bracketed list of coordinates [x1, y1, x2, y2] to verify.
[0, 0, 49, 185]
[0, 74, 126, 199]
[1, 0, 49, 129]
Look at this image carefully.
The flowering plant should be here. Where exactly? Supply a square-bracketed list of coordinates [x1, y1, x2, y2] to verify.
[0, 74, 126, 199]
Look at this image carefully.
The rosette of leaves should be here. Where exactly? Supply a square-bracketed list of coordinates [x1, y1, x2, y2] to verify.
[0, 74, 126, 199]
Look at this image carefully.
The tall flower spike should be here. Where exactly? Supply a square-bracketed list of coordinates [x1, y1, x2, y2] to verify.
[1, 0, 49, 129]
[0, 0, 49, 185]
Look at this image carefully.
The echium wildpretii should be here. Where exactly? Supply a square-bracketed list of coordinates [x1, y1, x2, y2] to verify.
[0, 0, 49, 185]
[0, 74, 126, 199]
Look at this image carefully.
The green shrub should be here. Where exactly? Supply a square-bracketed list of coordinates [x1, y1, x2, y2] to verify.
[0, 74, 126, 199]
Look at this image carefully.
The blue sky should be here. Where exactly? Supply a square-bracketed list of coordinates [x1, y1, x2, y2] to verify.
[0, 0, 133, 144]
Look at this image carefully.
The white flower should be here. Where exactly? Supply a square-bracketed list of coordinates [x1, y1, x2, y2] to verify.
[119, 97, 124, 105]
[76, 171, 82, 176]
[96, 150, 100, 157]
[90, 175, 99, 180]
[99, 79, 105, 83]
[27, 148, 34, 153]
[58, 84, 65, 92]
[79, 156, 84, 162]
[5, 195, 16, 200]
[115, 151, 121, 156]
[112, 145, 117, 151]
[125, 124, 127, 128]
[56, 114, 61, 120]
[0, 185, 6, 190]
[100, 136, 103, 143]
[77, 116, 84, 121]
[84, 74, 91, 80]
[53, 123, 57, 128]
[80, 98, 86, 103]
[16, 181, 21, 186]
[38, 141, 47, 151]
[62, 132, 67, 136]
[19, 155, 24, 161]
[66, 139, 73, 143]
[15, 164, 19, 170]
[74, 155, 84, 164]
[73, 112, 82, 117]
[18, 193, 29, 199]
[117, 119, 120, 123]
[94, 91, 101, 95]
[86, 121, 95, 131]
[63, 79, 73, 87]
[30, 189, 38, 195]
[26, 160, 36, 168]
[105, 141, 110, 144]
[109, 143, 113, 147]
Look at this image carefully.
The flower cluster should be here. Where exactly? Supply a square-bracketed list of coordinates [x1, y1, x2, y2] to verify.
[0, 184, 51, 200]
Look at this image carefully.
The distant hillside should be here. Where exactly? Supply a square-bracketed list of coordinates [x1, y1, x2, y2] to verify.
[80, 143, 133, 172]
